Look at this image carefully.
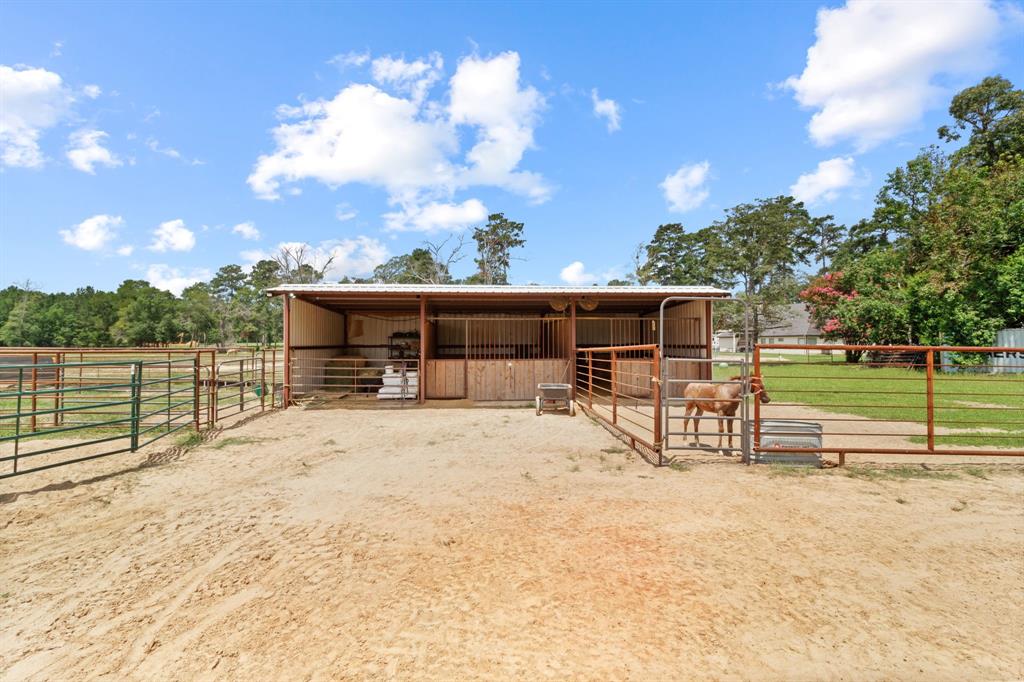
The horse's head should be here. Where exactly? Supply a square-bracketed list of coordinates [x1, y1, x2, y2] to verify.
[749, 375, 771, 404]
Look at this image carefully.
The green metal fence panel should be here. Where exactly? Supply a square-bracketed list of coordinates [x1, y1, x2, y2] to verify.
[0, 358, 195, 480]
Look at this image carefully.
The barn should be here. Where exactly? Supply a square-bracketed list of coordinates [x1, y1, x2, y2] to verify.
[268, 284, 729, 405]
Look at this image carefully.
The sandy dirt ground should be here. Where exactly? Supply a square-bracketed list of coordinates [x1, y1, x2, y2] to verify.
[2, 406, 1023, 681]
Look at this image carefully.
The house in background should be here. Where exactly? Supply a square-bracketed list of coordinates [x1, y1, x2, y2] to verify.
[758, 303, 822, 350]
[713, 303, 822, 354]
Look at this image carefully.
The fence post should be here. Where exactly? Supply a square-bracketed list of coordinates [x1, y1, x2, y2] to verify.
[753, 346, 761, 454]
[30, 352, 38, 433]
[588, 351, 593, 408]
[926, 349, 935, 452]
[211, 359, 218, 426]
[193, 355, 201, 431]
[130, 362, 142, 451]
[14, 368, 23, 474]
[53, 352, 61, 427]
[239, 360, 245, 414]
[611, 350, 617, 424]
[260, 353, 266, 412]
[653, 350, 662, 467]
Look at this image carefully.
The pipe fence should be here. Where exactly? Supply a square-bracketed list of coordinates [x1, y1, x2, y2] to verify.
[0, 348, 284, 480]
[575, 344, 662, 461]
[753, 344, 1024, 463]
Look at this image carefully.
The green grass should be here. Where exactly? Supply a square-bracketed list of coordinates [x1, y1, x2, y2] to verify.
[175, 429, 205, 448]
[714, 358, 1024, 449]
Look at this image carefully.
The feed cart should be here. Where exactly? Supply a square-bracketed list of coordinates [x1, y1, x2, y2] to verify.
[536, 383, 575, 416]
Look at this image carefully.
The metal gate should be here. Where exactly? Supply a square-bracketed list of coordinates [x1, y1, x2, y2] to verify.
[659, 296, 753, 464]
[661, 356, 751, 462]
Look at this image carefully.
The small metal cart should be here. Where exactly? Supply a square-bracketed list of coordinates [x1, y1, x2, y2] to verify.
[536, 383, 575, 416]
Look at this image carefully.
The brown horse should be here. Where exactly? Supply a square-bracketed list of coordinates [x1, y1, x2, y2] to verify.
[682, 375, 771, 450]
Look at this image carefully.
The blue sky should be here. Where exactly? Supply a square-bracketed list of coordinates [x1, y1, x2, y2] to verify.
[1, 1, 1022, 294]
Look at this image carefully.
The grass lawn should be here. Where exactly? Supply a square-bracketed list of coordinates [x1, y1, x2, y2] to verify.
[713, 355, 1024, 449]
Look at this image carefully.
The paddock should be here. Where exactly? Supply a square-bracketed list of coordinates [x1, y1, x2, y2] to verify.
[1, 407, 1021, 680]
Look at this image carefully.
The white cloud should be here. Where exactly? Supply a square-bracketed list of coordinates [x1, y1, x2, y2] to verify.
[231, 221, 261, 240]
[560, 261, 598, 285]
[328, 51, 370, 69]
[0, 65, 73, 168]
[790, 156, 859, 204]
[66, 129, 122, 173]
[148, 219, 196, 252]
[371, 52, 443, 104]
[249, 50, 549, 230]
[59, 214, 123, 251]
[660, 161, 711, 212]
[51, 41, 63, 58]
[783, 0, 1005, 150]
[116, 245, 134, 256]
[146, 137, 202, 165]
[146, 264, 211, 296]
[335, 202, 358, 222]
[448, 52, 550, 203]
[590, 88, 621, 132]
[248, 83, 457, 201]
[383, 198, 486, 233]
[82, 84, 101, 99]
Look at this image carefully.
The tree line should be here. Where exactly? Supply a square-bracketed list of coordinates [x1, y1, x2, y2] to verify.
[0, 214, 528, 347]
[1, 77, 1019, 350]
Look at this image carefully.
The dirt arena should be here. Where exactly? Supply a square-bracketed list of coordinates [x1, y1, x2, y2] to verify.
[2, 407, 1023, 681]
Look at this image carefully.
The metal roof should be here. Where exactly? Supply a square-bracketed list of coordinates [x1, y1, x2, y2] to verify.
[761, 303, 821, 337]
[267, 283, 729, 297]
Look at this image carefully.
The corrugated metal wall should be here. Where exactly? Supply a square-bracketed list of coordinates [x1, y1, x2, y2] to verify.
[291, 299, 345, 347]
[290, 300, 346, 394]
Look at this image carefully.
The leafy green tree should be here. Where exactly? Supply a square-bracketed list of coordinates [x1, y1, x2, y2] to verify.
[807, 214, 845, 272]
[642, 224, 725, 286]
[373, 248, 440, 283]
[711, 196, 815, 342]
[938, 75, 1024, 166]
[470, 213, 525, 285]
[178, 283, 220, 344]
[111, 280, 180, 345]
[0, 290, 47, 346]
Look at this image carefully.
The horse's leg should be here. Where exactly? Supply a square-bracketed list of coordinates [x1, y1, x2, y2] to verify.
[693, 407, 703, 445]
[727, 413, 735, 450]
[717, 413, 725, 449]
[683, 402, 692, 443]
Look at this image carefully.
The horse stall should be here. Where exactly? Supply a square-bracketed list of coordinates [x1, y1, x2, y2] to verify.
[270, 284, 727, 409]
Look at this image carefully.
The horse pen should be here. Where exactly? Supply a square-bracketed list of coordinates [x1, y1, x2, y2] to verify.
[1, 310, 1023, 678]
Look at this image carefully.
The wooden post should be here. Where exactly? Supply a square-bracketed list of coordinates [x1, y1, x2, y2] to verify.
[283, 294, 291, 407]
[926, 349, 935, 451]
[569, 300, 577, 399]
[611, 349, 617, 424]
[419, 295, 427, 404]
